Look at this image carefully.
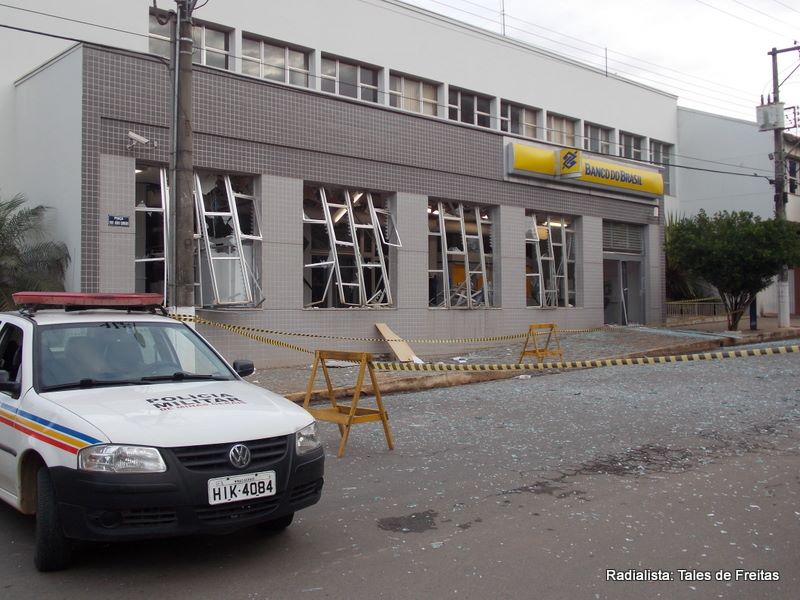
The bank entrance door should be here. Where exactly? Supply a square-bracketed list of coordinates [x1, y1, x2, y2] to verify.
[602, 221, 646, 326]
[603, 257, 643, 325]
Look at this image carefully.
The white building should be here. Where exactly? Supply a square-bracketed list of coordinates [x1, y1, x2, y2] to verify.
[2, 0, 681, 365]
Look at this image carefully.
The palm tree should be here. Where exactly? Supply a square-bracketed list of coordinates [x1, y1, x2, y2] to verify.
[0, 193, 71, 310]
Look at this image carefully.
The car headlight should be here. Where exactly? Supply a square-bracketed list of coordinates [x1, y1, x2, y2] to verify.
[296, 421, 321, 455]
[78, 445, 167, 473]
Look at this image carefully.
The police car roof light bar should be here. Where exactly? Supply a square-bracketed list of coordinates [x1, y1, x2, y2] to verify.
[12, 292, 167, 315]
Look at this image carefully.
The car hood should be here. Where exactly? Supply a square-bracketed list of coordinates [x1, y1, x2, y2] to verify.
[39, 380, 313, 447]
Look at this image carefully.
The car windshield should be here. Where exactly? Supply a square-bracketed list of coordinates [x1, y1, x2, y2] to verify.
[36, 321, 236, 391]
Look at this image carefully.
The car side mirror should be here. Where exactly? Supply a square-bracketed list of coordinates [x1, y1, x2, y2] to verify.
[0, 370, 21, 396]
[232, 360, 254, 377]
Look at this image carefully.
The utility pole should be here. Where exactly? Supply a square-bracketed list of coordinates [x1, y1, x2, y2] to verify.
[767, 45, 800, 328]
[173, 0, 196, 309]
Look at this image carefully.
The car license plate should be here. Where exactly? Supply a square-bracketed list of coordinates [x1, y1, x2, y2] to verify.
[207, 471, 276, 505]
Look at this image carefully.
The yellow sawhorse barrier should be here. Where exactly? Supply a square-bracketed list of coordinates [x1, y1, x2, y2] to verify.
[302, 350, 394, 458]
[518, 323, 564, 364]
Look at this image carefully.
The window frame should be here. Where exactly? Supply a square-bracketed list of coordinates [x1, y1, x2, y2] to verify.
[525, 212, 576, 309]
[428, 200, 494, 309]
[546, 113, 578, 146]
[584, 123, 612, 154]
[500, 101, 539, 139]
[389, 73, 438, 116]
[134, 166, 170, 300]
[303, 187, 400, 308]
[619, 131, 645, 161]
[193, 173, 263, 307]
[191, 21, 231, 70]
[320, 56, 380, 103]
[241, 36, 310, 87]
[448, 88, 493, 129]
[649, 140, 673, 195]
[148, 9, 173, 59]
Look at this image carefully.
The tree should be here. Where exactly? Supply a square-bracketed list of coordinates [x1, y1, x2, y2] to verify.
[0, 194, 71, 310]
[665, 212, 706, 300]
[665, 210, 800, 330]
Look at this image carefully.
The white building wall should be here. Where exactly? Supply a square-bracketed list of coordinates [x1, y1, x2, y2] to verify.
[675, 108, 774, 219]
[14, 45, 84, 290]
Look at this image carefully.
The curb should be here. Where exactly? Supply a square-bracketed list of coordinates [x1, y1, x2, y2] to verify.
[284, 328, 800, 403]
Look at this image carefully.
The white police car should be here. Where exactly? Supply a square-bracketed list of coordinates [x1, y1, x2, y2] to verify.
[0, 292, 324, 571]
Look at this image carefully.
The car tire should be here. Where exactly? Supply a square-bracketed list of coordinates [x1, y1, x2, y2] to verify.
[34, 467, 72, 572]
[264, 512, 294, 532]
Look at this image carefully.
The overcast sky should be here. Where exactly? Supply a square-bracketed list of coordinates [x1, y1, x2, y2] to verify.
[403, 0, 800, 126]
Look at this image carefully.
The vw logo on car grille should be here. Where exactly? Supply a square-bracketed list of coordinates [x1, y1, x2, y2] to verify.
[228, 444, 251, 469]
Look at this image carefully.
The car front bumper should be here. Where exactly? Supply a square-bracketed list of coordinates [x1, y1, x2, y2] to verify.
[50, 436, 324, 542]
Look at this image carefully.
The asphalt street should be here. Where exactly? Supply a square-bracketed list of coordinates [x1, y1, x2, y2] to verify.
[1, 340, 798, 599]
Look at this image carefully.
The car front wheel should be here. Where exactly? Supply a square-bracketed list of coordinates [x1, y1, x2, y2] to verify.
[34, 467, 72, 572]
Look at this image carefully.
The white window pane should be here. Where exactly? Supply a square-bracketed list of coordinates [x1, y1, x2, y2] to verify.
[390, 75, 401, 92]
[205, 51, 228, 69]
[321, 58, 336, 77]
[289, 70, 309, 87]
[241, 37, 260, 59]
[242, 59, 260, 77]
[403, 80, 420, 111]
[287, 48, 307, 70]
[204, 28, 227, 51]
[149, 38, 171, 58]
[263, 64, 284, 82]
[339, 63, 358, 98]
[360, 67, 378, 87]
[263, 43, 284, 68]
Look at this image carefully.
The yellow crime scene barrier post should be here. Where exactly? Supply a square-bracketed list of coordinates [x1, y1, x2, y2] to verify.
[518, 323, 564, 364]
[302, 350, 394, 458]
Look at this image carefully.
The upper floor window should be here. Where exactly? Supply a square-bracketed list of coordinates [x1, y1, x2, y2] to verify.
[546, 113, 577, 146]
[619, 131, 644, 160]
[584, 123, 612, 154]
[649, 140, 673, 195]
[500, 101, 539, 139]
[148, 9, 172, 58]
[448, 88, 492, 128]
[192, 22, 230, 69]
[321, 57, 379, 102]
[242, 37, 310, 87]
[389, 74, 438, 116]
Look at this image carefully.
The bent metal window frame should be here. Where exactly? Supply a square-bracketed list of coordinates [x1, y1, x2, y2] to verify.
[427, 200, 494, 309]
[134, 166, 170, 299]
[303, 187, 401, 308]
[193, 173, 263, 307]
[525, 212, 576, 308]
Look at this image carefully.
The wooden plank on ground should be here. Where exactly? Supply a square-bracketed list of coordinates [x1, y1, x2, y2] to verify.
[375, 323, 423, 363]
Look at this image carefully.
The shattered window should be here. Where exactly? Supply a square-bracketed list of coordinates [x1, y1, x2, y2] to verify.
[525, 212, 576, 308]
[428, 200, 493, 308]
[134, 165, 169, 299]
[303, 186, 400, 308]
[194, 173, 262, 307]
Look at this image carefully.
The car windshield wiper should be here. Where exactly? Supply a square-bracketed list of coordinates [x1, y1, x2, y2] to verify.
[42, 378, 147, 392]
[141, 372, 230, 382]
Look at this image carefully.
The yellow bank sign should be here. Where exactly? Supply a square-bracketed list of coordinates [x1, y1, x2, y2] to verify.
[508, 142, 664, 197]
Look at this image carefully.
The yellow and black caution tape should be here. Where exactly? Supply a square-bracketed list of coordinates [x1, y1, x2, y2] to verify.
[171, 312, 603, 345]
[172, 313, 313, 354]
[371, 344, 800, 372]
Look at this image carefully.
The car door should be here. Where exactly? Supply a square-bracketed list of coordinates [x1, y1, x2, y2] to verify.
[0, 319, 27, 500]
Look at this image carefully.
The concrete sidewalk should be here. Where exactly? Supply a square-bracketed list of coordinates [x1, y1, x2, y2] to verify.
[245, 316, 800, 402]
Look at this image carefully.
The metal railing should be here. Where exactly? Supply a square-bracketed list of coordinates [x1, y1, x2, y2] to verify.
[666, 298, 726, 323]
